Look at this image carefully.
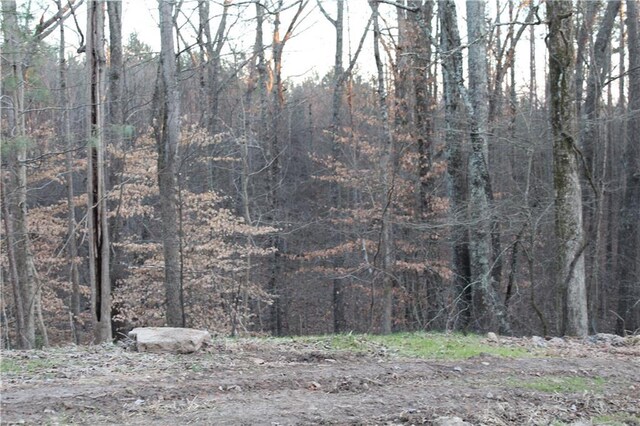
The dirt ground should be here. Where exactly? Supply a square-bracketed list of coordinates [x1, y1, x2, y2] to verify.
[1, 336, 639, 425]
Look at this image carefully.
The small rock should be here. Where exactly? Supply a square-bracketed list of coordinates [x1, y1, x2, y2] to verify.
[486, 332, 498, 342]
[251, 357, 266, 365]
[531, 336, 547, 348]
[433, 416, 473, 426]
[548, 337, 565, 347]
[590, 333, 626, 346]
[453, 366, 462, 373]
[309, 381, 322, 390]
[625, 335, 640, 346]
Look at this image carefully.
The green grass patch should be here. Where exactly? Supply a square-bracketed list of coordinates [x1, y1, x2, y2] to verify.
[284, 332, 532, 360]
[511, 376, 606, 393]
[1, 356, 58, 374]
[365, 332, 529, 359]
[592, 414, 640, 425]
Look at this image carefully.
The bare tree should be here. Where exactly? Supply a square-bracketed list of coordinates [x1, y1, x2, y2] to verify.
[578, 0, 620, 331]
[266, 0, 307, 336]
[86, 0, 112, 343]
[2, 0, 38, 348]
[466, 0, 510, 334]
[369, 0, 395, 334]
[616, 0, 640, 335]
[156, 0, 185, 327]
[56, 0, 81, 344]
[547, 0, 588, 337]
[439, 0, 471, 331]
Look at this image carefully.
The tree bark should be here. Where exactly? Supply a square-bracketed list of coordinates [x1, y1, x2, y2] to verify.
[57, 0, 81, 344]
[616, 0, 640, 335]
[2, 0, 37, 348]
[325, 0, 347, 333]
[579, 0, 620, 332]
[466, 0, 510, 334]
[439, 0, 471, 331]
[411, 0, 434, 221]
[266, 0, 306, 336]
[86, 0, 112, 343]
[548, 0, 588, 337]
[369, 0, 395, 334]
[157, 0, 185, 327]
[1, 179, 26, 347]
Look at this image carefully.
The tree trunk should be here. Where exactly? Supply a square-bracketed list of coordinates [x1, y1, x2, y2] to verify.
[466, 0, 510, 334]
[411, 0, 434, 221]
[579, 0, 620, 332]
[1, 180, 26, 347]
[86, 0, 112, 343]
[157, 0, 185, 327]
[2, 0, 37, 348]
[320, 0, 347, 333]
[616, 0, 640, 335]
[439, 0, 471, 331]
[547, 0, 588, 337]
[266, 0, 307, 336]
[57, 0, 81, 344]
[369, 0, 395, 334]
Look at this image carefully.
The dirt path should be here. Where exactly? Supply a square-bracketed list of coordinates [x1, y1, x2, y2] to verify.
[1, 338, 639, 425]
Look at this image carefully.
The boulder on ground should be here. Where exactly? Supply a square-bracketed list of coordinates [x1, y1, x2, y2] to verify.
[128, 327, 212, 354]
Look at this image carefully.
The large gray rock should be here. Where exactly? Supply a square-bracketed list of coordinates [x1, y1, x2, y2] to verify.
[128, 327, 212, 354]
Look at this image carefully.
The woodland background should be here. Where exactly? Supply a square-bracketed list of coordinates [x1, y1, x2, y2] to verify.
[1, 0, 638, 349]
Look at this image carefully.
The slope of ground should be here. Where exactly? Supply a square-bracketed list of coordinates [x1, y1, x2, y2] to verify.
[1, 333, 639, 425]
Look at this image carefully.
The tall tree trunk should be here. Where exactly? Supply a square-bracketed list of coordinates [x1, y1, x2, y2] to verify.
[157, 0, 185, 327]
[56, 0, 81, 344]
[327, 0, 347, 333]
[369, 0, 395, 334]
[439, 0, 471, 331]
[106, 0, 128, 338]
[319, 0, 371, 333]
[2, 0, 37, 348]
[579, 0, 620, 332]
[548, 0, 588, 337]
[466, 0, 510, 334]
[408, 0, 439, 327]
[616, 0, 640, 335]
[86, 0, 112, 343]
[268, 2, 285, 337]
[266, 0, 306, 336]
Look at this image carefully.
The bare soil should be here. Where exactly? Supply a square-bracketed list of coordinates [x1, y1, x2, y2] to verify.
[1, 336, 639, 425]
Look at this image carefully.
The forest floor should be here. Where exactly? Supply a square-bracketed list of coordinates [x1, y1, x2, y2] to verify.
[1, 333, 639, 425]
